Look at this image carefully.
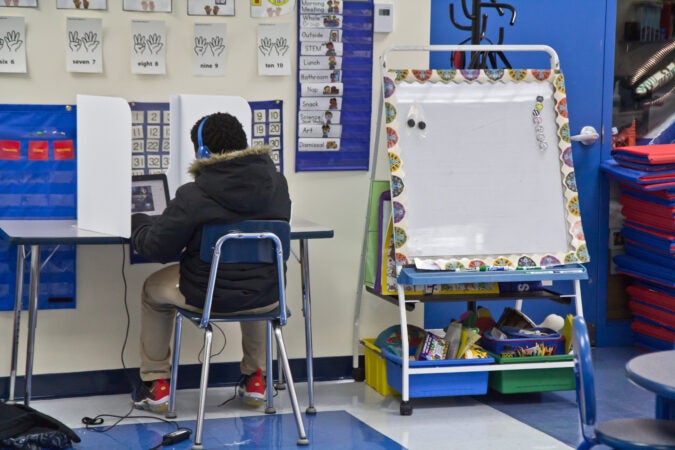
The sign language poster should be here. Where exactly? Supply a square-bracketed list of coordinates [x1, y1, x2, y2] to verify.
[257, 23, 290, 76]
[193, 22, 227, 77]
[0, 16, 26, 73]
[66, 18, 103, 73]
[131, 20, 166, 75]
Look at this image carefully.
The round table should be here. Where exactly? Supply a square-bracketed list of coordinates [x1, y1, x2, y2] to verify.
[625, 350, 675, 420]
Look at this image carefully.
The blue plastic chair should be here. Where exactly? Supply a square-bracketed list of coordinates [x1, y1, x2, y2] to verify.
[165, 220, 308, 449]
[572, 316, 675, 450]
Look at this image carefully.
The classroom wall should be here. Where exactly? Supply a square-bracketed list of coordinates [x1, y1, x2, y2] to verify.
[0, 1, 431, 378]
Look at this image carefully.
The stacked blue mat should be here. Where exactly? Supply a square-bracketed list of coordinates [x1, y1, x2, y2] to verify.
[600, 144, 675, 350]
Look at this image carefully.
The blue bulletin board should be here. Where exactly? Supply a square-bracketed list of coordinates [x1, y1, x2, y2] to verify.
[0, 104, 78, 311]
[295, 0, 374, 172]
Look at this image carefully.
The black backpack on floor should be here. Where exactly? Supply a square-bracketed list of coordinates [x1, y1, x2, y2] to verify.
[0, 402, 80, 450]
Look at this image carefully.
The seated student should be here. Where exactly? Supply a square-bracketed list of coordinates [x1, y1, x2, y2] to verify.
[130, 112, 291, 412]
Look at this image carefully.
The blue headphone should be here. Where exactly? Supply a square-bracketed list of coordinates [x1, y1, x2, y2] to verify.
[196, 116, 212, 159]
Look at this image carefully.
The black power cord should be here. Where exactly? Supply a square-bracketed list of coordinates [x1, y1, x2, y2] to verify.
[80, 244, 196, 449]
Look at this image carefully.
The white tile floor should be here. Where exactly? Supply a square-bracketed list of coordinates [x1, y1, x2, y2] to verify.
[30, 379, 574, 449]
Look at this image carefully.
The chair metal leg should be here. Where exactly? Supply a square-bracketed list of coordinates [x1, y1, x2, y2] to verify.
[166, 312, 183, 419]
[265, 321, 276, 414]
[276, 345, 286, 390]
[193, 325, 213, 450]
[273, 323, 309, 446]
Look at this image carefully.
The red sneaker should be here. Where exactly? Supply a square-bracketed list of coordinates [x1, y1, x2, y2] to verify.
[132, 378, 170, 413]
[237, 368, 266, 406]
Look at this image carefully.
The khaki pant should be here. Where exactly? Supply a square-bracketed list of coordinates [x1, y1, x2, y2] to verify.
[140, 264, 276, 382]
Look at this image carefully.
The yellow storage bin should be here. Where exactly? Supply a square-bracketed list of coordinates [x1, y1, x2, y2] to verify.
[362, 338, 396, 396]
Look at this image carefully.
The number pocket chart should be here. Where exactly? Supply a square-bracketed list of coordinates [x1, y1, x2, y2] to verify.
[295, 0, 373, 171]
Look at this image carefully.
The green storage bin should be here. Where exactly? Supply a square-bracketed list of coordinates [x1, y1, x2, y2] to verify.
[488, 353, 575, 394]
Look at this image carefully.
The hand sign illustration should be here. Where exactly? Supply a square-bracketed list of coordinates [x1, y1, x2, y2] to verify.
[68, 31, 82, 51]
[258, 37, 274, 56]
[147, 33, 163, 54]
[4, 30, 23, 52]
[273, 37, 289, 56]
[133, 34, 146, 54]
[81, 31, 100, 52]
[209, 36, 225, 56]
[194, 36, 208, 56]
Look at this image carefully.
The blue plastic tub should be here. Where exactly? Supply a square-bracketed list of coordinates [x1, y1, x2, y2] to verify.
[383, 351, 494, 398]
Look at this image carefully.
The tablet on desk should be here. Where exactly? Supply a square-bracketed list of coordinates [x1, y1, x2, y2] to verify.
[131, 174, 170, 216]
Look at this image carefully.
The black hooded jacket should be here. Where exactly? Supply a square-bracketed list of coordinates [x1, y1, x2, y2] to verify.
[131, 146, 291, 312]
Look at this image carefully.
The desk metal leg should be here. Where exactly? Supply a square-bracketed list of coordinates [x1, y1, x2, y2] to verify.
[24, 245, 41, 406]
[8, 245, 26, 403]
[299, 239, 316, 414]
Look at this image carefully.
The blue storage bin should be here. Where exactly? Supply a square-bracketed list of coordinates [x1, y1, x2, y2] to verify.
[480, 328, 565, 357]
[383, 350, 494, 398]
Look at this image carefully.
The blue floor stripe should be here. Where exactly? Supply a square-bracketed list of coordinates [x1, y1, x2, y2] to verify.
[71, 411, 406, 450]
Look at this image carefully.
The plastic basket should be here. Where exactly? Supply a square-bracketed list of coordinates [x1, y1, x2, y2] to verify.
[479, 331, 566, 357]
[362, 338, 395, 396]
[488, 353, 575, 393]
[383, 350, 494, 398]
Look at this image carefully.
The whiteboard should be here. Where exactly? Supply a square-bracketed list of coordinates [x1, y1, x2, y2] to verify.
[384, 69, 587, 269]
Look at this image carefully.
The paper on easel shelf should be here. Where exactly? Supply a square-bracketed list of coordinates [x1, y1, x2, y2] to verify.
[167, 94, 252, 196]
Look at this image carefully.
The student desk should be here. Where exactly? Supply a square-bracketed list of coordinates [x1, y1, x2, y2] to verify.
[0, 217, 333, 411]
[625, 350, 675, 420]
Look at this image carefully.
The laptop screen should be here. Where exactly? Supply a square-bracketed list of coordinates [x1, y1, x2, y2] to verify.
[131, 174, 170, 216]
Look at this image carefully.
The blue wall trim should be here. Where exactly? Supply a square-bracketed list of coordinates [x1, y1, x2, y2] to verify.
[0, 355, 362, 402]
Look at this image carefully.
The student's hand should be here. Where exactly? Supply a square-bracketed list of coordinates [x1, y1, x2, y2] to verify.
[81, 31, 100, 52]
[210, 36, 225, 56]
[4, 30, 23, 52]
[147, 33, 163, 54]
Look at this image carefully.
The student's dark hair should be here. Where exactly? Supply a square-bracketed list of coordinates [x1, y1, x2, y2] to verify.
[190, 112, 248, 155]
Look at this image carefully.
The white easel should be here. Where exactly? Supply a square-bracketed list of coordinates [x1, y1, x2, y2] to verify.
[352, 45, 589, 415]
